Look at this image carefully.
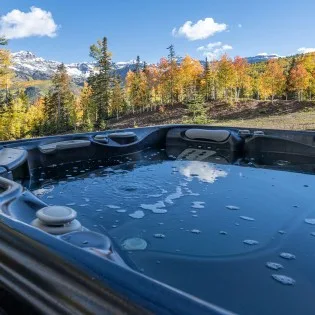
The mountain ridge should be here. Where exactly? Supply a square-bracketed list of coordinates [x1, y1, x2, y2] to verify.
[10, 50, 282, 86]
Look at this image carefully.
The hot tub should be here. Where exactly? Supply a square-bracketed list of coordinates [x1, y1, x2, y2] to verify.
[1, 125, 315, 315]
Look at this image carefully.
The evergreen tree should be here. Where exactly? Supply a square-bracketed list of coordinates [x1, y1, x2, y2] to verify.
[88, 37, 112, 129]
[135, 55, 142, 73]
[185, 93, 208, 124]
[0, 37, 7, 46]
[44, 63, 75, 134]
[110, 76, 125, 119]
[167, 44, 176, 104]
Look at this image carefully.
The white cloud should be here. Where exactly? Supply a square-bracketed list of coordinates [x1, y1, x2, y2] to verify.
[172, 17, 227, 41]
[197, 42, 233, 59]
[297, 47, 315, 54]
[238, 24, 242, 28]
[0, 6, 58, 39]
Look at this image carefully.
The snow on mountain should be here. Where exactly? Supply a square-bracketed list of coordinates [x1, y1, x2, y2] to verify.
[245, 53, 282, 64]
[11, 51, 96, 85]
[11, 50, 282, 86]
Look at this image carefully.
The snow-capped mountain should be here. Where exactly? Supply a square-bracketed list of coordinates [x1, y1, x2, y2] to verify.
[11, 51, 142, 85]
[245, 53, 281, 64]
[10, 50, 281, 86]
[11, 51, 96, 85]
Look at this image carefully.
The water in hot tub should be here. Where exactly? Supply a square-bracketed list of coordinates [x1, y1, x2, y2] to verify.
[29, 149, 315, 315]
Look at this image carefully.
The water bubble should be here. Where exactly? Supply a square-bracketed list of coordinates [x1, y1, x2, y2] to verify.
[226, 205, 240, 210]
[266, 262, 283, 270]
[106, 205, 120, 209]
[165, 186, 183, 205]
[140, 201, 167, 214]
[122, 237, 147, 250]
[192, 201, 205, 209]
[305, 218, 315, 225]
[272, 274, 295, 285]
[240, 216, 255, 221]
[148, 194, 163, 198]
[153, 233, 166, 239]
[243, 239, 259, 245]
[116, 209, 127, 213]
[276, 160, 290, 166]
[191, 229, 201, 234]
[280, 252, 296, 260]
[129, 210, 145, 219]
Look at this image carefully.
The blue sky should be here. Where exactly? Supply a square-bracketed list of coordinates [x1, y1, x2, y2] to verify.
[1, 0, 315, 63]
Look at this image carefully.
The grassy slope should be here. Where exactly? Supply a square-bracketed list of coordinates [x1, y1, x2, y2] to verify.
[107, 100, 315, 131]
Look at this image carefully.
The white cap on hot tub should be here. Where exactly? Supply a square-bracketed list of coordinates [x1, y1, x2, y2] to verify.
[36, 206, 77, 225]
[32, 206, 82, 235]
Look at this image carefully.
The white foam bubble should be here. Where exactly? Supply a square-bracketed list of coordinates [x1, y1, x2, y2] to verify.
[116, 209, 127, 213]
[226, 205, 240, 210]
[191, 229, 201, 234]
[192, 201, 205, 209]
[106, 205, 120, 209]
[153, 233, 166, 239]
[280, 252, 296, 260]
[240, 216, 255, 221]
[122, 237, 147, 250]
[140, 201, 167, 213]
[243, 239, 259, 245]
[266, 262, 283, 270]
[305, 218, 315, 225]
[272, 274, 295, 285]
[129, 210, 145, 219]
[165, 186, 183, 205]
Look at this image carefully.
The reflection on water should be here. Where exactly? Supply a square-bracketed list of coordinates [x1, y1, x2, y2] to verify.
[179, 161, 228, 183]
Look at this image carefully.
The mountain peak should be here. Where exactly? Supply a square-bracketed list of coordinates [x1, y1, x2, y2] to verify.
[12, 50, 37, 59]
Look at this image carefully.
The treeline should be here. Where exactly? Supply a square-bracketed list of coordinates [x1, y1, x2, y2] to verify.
[0, 36, 315, 140]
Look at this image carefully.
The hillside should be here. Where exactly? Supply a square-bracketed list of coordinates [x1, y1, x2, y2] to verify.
[106, 100, 315, 131]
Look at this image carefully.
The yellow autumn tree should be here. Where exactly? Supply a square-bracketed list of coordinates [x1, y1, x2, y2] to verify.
[216, 54, 236, 100]
[178, 55, 203, 101]
[260, 59, 286, 102]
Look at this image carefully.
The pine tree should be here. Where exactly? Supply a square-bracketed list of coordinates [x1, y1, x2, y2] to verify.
[44, 64, 75, 134]
[0, 37, 7, 46]
[185, 93, 208, 124]
[110, 76, 125, 119]
[89, 37, 112, 129]
[167, 44, 176, 104]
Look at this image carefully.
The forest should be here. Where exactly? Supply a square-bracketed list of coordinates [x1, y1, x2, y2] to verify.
[0, 36, 315, 140]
